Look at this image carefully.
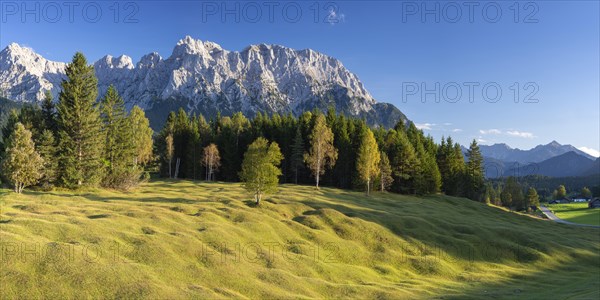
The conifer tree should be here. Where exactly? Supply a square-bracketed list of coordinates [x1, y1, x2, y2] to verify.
[41, 91, 57, 132]
[290, 125, 305, 184]
[239, 137, 283, 205]
[304, 114, 337, 189]
[465, 139, 484, 200]
[389, 130, 419, 194]
[357, 129, 381, 195]
[1, 123, 44, 193]
[56, 52, 105, 188]
[100, 85, 139, 188]
[37, 129, 58, 188]
[0, 109, 19, 158]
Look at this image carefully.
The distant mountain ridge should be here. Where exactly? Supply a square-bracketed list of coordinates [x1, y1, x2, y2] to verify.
[0, 36, 407, 128]
[479, 141, 596, 163]
[503, 151, 597, 178]
[462, 142, 598, 178]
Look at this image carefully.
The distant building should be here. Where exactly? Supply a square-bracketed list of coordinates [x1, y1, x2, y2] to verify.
[549, 199, 570, 204]
[589, 198, 600, 209]
[572, 198, 588, 203]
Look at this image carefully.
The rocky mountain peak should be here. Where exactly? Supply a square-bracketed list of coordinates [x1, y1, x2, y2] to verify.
[0, 37, 406, 129]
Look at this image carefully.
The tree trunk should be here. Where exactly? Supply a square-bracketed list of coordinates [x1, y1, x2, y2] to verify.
[367, 179, 370, 196]
[316, 174, 320, 189]
[255, 192, 261, 205]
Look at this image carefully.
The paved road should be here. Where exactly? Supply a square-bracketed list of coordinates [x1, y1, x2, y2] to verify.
[539, 205, 600, 228]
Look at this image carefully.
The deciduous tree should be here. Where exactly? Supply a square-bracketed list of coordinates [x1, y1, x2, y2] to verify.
[239, 137, 283, 205]
[1, 123, 43, 193]
[356, 129, 380, 195]
[304, 114, 337, 188]
[203, 143, 221, 181]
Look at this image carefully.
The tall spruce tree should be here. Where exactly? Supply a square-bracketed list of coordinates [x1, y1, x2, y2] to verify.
[290, 125, 305, 184]
[37, 129, 58, 188]
[465, 139, 484, 200]
[56, 52, 105, 188]
[100, 85, 138, 188]
[41, 91, 58, 132]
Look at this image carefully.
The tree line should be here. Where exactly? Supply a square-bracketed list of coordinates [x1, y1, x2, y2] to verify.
[0, 51, 496, 207]
[0, 53, 153, 192]
[154, 104, 490, 202]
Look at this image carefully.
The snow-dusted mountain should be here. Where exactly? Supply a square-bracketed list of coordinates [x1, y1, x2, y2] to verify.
[0, 36, 407, 128]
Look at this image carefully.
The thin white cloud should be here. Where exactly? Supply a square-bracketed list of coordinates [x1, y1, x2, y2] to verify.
[578, 147, 600, 158]
[415, 123, 435, 130]
[477, 138, 488, 143]
[506, 130, 535, 138]
[327, 8, 346, 25]
[479, 129, 535, 139]
[479, 129, 502, 135]
[452, 129, 463, 132]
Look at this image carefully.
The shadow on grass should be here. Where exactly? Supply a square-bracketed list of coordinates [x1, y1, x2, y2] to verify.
[295, 189, 599, 265]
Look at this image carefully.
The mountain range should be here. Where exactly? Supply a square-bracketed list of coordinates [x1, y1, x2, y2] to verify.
[0, 36, 406, 129]
[462, 141, 599, 178]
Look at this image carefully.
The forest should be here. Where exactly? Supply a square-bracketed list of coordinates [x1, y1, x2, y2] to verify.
[0, 51, 546, 211]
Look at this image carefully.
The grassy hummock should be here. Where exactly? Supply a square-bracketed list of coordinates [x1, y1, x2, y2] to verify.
[0, 180, 598, 299]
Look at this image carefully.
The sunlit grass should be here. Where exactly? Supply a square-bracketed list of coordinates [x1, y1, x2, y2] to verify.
[548, 202, 600, 226]
[0, 180, 598, 299]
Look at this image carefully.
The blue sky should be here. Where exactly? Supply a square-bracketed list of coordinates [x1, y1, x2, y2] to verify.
[1, 1, 598, 155]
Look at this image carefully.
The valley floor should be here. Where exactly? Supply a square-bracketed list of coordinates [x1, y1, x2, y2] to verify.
[0, 180, 599, 299]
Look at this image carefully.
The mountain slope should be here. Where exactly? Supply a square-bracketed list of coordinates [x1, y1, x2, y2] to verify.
[1, 181, 598, 298]
[503, 151, 595, 177]
[0, 37, 407, 128]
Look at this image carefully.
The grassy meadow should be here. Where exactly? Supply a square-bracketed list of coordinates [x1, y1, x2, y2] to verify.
[0, 180, 599, 299]
[547, 202, 600, 226]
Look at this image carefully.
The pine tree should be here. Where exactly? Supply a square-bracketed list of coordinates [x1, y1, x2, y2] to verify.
[304, 114, 337, 189]
[1, 123, 44, 193]
[388, 130, 419, 194]
[41, 90, 57, 132]
[100, 85, 138, 189]
[239, 137, 283, 205]
[0, 109, 19, 158]
[290, 125, 305, 184]
[378, 151, 393, 192]
[357, 129, 380, 195]
[37, 129, 58, 188]
[465, 139, 484, 200]
[56, 52, 105, 188]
